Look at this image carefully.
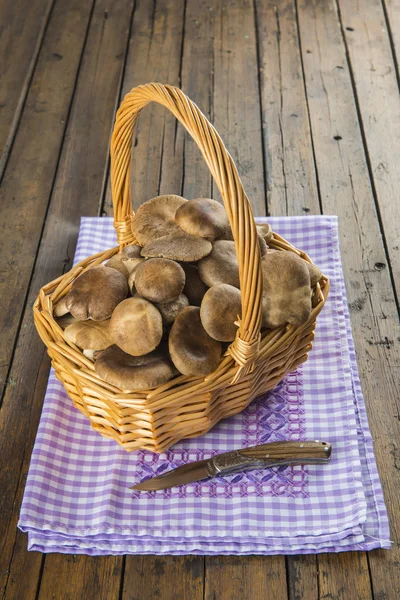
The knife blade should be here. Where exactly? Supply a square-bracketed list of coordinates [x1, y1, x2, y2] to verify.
[130, 440, 332, 491]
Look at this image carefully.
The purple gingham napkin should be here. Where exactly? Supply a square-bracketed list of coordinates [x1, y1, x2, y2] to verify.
[18, 216, 390, 554]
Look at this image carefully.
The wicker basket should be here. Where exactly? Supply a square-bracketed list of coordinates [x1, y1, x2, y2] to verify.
[33, 83, 329, 453]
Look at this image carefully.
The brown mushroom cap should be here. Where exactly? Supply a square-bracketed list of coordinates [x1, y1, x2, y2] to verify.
[64, 320, 112, 350]
[105, 253, 129, 278]
[307, 262, 323, 286]
[261, 251, 312, 329]
[198, 240, 240, 288]
[182, 264, 208, 306]
[64, 266, 128, 321]
[95, 345, 175, 390]
[155, 294, 189, 324]
[169, 306, 222, 376]
[109, 297, 163, 356]
[134, 258, 185, 304]
[131, 195, 187, 246]
[141, 232, 212, 262]
[200, 284, 241, 342]
[257, 223, 273, 243]
[174, 198, 229, 240]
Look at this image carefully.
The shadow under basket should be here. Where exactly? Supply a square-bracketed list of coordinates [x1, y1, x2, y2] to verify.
[33, 83, 329, 454]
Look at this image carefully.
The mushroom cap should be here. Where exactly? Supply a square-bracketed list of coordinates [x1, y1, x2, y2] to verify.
[109, 297, 163, 356]
[257, 223, 273, 243]
[65, 266, 128, 321]
[95, 345, 175, 390]
[155, 294, 189, 324]
[141, 232, 212, 262]
[53, 296, 70, 317]
[198, 240, 240, 288]
[261, 251, 312, 329]
[169, 306, 222, 376]
[182, 264, 208, 306]
[200, 284, 241, 342]
[218, 226, 268, 256]
[121, 245, 142, 259]
[258, 232, 268, 257]
[64, 320, 112, 350]
[307, 262, 323, 286]
[134, 258, 185, 304]
[131, 195, 187, 246]
[127, 261, 145, 294]
[174, 198, 229, 240]
[105, 253, 129, 278]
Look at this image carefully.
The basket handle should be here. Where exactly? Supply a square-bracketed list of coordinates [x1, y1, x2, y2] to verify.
[110, 83, 262, 382]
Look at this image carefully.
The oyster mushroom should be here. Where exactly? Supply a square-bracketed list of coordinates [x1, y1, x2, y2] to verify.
[134, 258, 185, 304]
[141, 232, 212, 262]
[131, 195, 187, 246]
[182, 264, 208, 306]
[261, 251, 312, 329]
[198, 240, 240, 288]
[174, 198, 229, 240]
[200, 284, 241, 342]
[169, 306, 222, 376]
[64, 320, 112, 350]
[95, 345, 175, 390]
[64, 266, 128, 321]
[109, 297, 163, 356]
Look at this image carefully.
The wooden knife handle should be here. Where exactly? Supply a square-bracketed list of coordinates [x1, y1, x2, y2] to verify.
[240, 440, 331, 462]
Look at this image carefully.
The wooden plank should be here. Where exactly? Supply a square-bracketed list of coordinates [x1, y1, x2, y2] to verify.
[297, 1, 400, 598]
[318, 552, 372, 600]
[383, 0, 400, 74]
[122, 556, 204, 600]
[255, 0, 319, 216]
[39, 554, 122, 600]
[255, 2, 319, 597]
[337, 0, 400, 300]
[211, 0, 266, 215]
[0, 0, 94, 399]
[0, 0, 54, 176]
[102, 0, 186, 215]
[204, 556, 287, 600]
[1, 0, 135, 597]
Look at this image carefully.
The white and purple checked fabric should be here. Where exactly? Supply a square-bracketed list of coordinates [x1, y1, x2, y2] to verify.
[18, 216, 390, 555]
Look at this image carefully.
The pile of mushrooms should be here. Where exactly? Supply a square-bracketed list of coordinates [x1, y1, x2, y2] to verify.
[55, 195, 322, 391]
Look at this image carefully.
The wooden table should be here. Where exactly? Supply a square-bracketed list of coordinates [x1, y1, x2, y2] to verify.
[1, 0, 399, 598]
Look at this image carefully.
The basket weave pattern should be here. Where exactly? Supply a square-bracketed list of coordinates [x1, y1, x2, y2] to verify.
[33, 84, 329, 453]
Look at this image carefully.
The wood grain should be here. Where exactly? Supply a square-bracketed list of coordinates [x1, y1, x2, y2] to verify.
[1, 0, 135, 597]
[338, 0, 400, 300]
[0, 0, 54, 176]
[205, 556, 287, 600]
[297, 1, 400, 598]
[318, 552, 373, 600]
[122, 556, 204, 600]
[0, 0, 94, 399]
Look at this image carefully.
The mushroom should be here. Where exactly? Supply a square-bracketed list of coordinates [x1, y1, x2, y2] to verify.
[200, 284, 241, 342]
[141, 232, 212, 262]
[131, 195, 187, 246]
[55, 313, 78, 328]
[64, 320, 112, 350]
[218, 226, 268, 256]
[155, 294, 189, 325]
[121, 245, 144, 274]
[105, 253, 129, 278]
[261, 251, 312, 329]
[181, 264, 208, 306]
[174, 198, 229, 240]
[306, 262, 323, 287]
[109, 297, 163, 356]
[64, 266, 128, 321]
[54, 297, 70, 317]
[134, 258, 185, 304]
[198, 240, 240, 288]
[257, 223, 273, 243]
[95, 345, 175, 390]
[169, 306, 222, 376]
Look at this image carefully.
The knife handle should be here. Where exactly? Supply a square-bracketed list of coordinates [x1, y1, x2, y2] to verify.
[210, 440, 331, 476]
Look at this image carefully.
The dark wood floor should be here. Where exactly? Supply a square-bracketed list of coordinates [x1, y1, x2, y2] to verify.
[1, 0, 399, 598]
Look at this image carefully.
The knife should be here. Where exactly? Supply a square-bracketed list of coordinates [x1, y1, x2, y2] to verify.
[130, 440, 332, 491]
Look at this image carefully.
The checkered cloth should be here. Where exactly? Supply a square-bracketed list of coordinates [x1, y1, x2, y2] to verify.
[18, 216, 390, 554]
